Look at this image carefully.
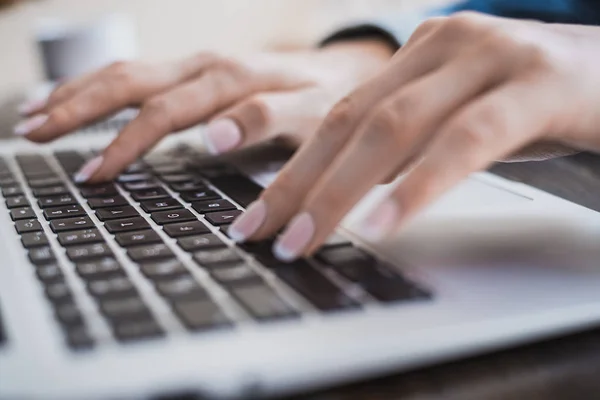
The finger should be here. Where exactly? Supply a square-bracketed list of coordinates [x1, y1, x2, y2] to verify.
[203, 87, 331, 154]
[19, 55, 216, 142]
[361, 80, 561, 240]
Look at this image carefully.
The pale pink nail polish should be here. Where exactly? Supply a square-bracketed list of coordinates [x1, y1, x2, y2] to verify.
[360, 199, 400, 241]
[13, 114, 48, 136]
[228, 200, 267, 243]
[273, 212, 315, 262]
[202, 119, 242, 155]
[18, 98, 47, 116]
[74, 156, 104, 183]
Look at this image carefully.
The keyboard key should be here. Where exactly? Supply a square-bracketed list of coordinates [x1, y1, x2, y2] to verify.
[36, 264, 64, 283]
[151, 209, 195, 225]
[21, 231, 49, 248]
[173, 300, 230, 331]
[177, 234, 226, 252]
[50, 216, 94, 232]
[96, 206, 139, 221]
[170, 181, 206, 192]
[100, 297, 151, 321]
[323, 233, 352, 248]
[66, 243, 112, 262]
[122, 180, 161, 192]
[123, 162, 147, 174]
[105, 217, 150, 233]
[163, 220, 210, 238]
[88, 276, 136, 298]
[38, 194, 77, 208]
[195, 163, 238, 179]
[65, 326, 95, 350]
[55, 302, 83, 326]
[209, 263, 261, 286]
[45, 281, 73, 304]
[76, 258, 124, 280]
[0, 175, 16, 187]
[193, 248, 243, 266]
[204, 210, 242, 226]
[115, 230, 162, 247]
[192, 199, 236, 214]
[15, 219, 42, 233]
[6, 195, 29, 208]
[210, 174, 262, 207]
[231, 283, 297, 321]
[113, 319, 164, 342]
[140, 198, 181, 213]
[79, 184, 118, 198]
[130, 188, 169, 201]
[29, 246, 56, 265]
[27, 176, 62, 188]
[10, 207, 36, 221]
[31, 185, 69, 197]
[219, 224, 232, 237]
[156, 276, 207, 301]
[179, 189, 219, 203]
[43, 204, 86, 220]
[117, 173, 153, 183]
[2, 186, 23, 197]
[160, 173, 199, 184]
[57, 228, 103, 246]
[87, 195, 128, 209]
[140, 260, 189, 280]
[127, 243, 174, 262]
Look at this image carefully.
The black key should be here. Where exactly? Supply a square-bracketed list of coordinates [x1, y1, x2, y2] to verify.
[194, 163, 238, 179]
[179, 189, 219, 203]
[231, 283, 297, 320]
[6, 195, 29, 208]
[210, 174, 262, 207]
[163, 220, 210, 238]
[0, 175, 16, 187]
[160, 173, 196, 184]
[57, 228, 103, 246]
[204, 210, 242, 226]
[50, 216, 94, 232]
[66, 243, 112, 262]
[173, 300, 230, 331]
[140, 260, 189, 280]
[127, 243, 174, 262]
[177, 234, 226, 252]
[15, 218, 42, 234]
[123, 162, 147, 174]
[151, 209, 195, 225]
[10, 207, 36, 221]
[43, 204, 86, 220]
[65, 326, 95, 350]
[105, 217, 150, 233]
[170, 181, 206, 192]
[88, 276, 136, 298]
[274, 261, 357, 312]
[27, 176, 62, 188]
[31, 185, 69, 197]
[100, 297, 151, 321]
[87, 195, 128, 209]
[96, 206, 139, 221]
[113, 319, 164, 342]
[219, 224, 232, 237]
[193, 248, 242, 266]
[36, 264, 63, 283]
[2, 186, 23, 197]
[76, 258, 124, 280]
[38, 194, 77, 208]
[209, 263, 261, 286]
[140, 198, 181, 213]
[238, 241, 278, 267]
[55, 302, 83, 326]
[155, 276, 207, 301]
[130, 188, 169, 201]
[115, 230, 162, 247]
[29, 246, 56, 265]
[192, 199, 236, 214]
[45, 281, 73, 304]
[151, 164, 186, 174]
[117, 173, 153, 183]
[79, 184, 118, 198]
[21, 231, 48, 248]
[122, 180, 161, 192]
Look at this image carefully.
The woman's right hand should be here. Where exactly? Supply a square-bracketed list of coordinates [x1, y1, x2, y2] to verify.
[16, 40, 394, 183]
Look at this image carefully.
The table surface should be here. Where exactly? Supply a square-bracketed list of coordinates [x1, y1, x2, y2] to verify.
[284, 153, 600, 400]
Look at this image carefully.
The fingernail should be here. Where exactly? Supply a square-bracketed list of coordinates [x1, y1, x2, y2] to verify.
[202, 119, 242, 155]
[18, 98, 47, 116]
[273, 212, 315, 262]
[74, 156, 104, 183]
[228, 200, 267, 243]
[360, 199, 400, 242]
[13, 114, 48, 136]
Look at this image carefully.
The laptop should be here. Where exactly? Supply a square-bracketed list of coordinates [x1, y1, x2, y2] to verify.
[2, 112, 600, 399]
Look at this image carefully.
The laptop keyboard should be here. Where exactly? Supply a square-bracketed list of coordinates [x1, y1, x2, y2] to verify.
[0, 146, 431, 351]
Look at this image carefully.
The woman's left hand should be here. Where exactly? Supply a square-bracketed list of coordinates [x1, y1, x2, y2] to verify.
[229, 13, 600, 261]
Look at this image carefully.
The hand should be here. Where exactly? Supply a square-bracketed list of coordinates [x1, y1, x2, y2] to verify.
[16, 40, 393, 182]
[228, 12, 600, 261]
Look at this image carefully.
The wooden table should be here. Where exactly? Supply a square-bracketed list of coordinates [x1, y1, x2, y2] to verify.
[283, 153, 600, 400]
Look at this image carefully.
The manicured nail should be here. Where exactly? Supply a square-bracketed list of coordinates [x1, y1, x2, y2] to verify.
[13, 114, 48, 136]
[18, 98, 47, 116]
[202, 119, 242, 155]
[273, 212, 315, 262]
[74, 156, 104, 183]
[360, 199, 400, 242]
[228, 200, 267, 243]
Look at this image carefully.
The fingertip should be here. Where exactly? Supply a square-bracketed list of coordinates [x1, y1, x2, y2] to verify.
[13, 114, 49, 137]
[202, 118, 242, 155]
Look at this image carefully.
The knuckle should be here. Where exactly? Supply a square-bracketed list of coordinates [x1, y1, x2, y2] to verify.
[442, 11, 486, 35]
[413, 16, 447, 37]
[362, 105, 402, 147]
[107, 61, 138, 84]
[321, 96, 358, 136]
[243, 95, 273, 128]
[448, 107, 503, 150]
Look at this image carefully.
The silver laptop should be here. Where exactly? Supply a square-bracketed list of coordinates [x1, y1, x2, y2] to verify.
[2, 114, 600, 399]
